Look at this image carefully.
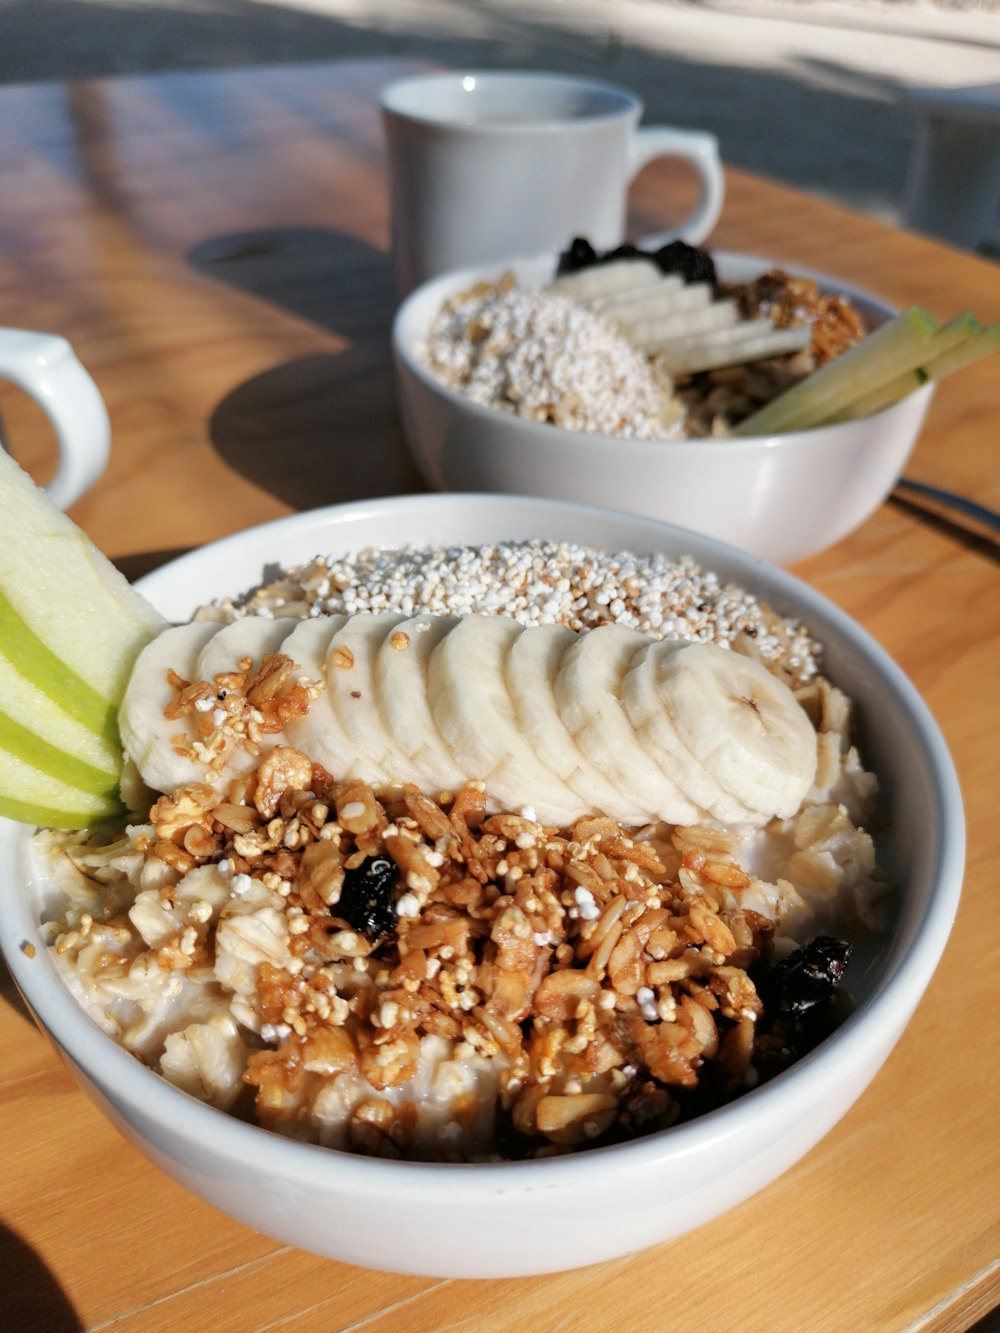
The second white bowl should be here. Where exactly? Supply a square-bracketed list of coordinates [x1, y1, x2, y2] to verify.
[392, 253, 935, 566]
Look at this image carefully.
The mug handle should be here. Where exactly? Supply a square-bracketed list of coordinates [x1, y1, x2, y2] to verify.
[0, 328, 111, 510]
[627, 127, 725, 248]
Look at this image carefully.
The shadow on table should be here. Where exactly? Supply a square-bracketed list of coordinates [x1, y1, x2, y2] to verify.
[889, 492, 1000, 564]
[1, 950, 33, 1025]
[188, 228, 424, 510]
[0, 1223, 83, 1331]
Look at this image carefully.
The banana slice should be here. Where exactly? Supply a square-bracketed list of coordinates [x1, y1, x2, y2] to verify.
[632, 640, 817, 820]
[119, 621, 223, 793]
[622, 641, 759, 824]
[506, 624, 655, 825]
[279, 616, 375, 783]
[327, 613, 411, 780]
[547, 259, 659, 302]
[375, 614, 467, 795]
[196, 616, 300, 683]
[554, 625, 702, 826]
[428, 615, 582, 826]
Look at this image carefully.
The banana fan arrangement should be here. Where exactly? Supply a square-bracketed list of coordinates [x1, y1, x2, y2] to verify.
[122, 611, 817, 830]
[0, 443, 816, 833]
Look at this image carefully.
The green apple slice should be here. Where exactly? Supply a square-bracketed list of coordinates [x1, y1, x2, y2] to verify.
[0, 745, 123, 828]
[0, 448, 168, 727]
[0, 646, 119, 779]
[0, 710, 118, 798]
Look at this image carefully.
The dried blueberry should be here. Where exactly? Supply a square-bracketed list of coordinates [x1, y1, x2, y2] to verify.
[651, 240, 717, 287]
[336, 855, 399, 943]
[602, 242, 644, 265]
[762, 935, 852, 1020]
[556, 236, 598, 274]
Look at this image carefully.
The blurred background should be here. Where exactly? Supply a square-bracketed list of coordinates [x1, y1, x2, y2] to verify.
[1, 0, 999, 251]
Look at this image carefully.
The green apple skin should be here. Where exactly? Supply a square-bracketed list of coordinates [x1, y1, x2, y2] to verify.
[0, 745, 123, 828]
[0, 710, 120, 800]
[0, 587, 119, 739]
[0, 447, 168, 715]
[0, 447, 171, 829]
[0, 646, 120, 781]
[0, 791, 123, 829]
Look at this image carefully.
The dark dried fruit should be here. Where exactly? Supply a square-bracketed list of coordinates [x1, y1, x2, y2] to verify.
[651, 240, 717, 287]
[556, 236, 598, 274]
[555, 235, 717, 288]
[336, 856, 399, 943]
[747, 935, 854, 1084]
[601, 242, 644, 265]
[764, 935, 852, 1019]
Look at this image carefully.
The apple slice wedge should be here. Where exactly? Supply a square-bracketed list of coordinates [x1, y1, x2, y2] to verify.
[0, 745, 123, 828]
[0, 447, 168, 739]
[0, 647, 120, 788]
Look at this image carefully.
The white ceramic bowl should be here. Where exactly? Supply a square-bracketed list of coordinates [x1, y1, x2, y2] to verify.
[392, 253, 935, 566]
[0, 494, 963, 1278]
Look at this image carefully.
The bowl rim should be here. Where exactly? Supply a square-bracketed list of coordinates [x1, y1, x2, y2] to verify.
[391, 248, 936, 455]
[0, 493, 965, 1197]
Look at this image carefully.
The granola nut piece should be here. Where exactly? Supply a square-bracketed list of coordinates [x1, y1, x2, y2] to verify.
[403, 790, 452, 842]
[534, 968, 601, 1020]
[358, 1030, 420, 1091]
[686, 898, 738, 956]
[607, 927, 646, 995]
[535, 1092, 618, 1146]
[298, 839, 345, 910]
[254, 746, 314, 819]
[335, 782, 384, 836]
[212, 802, 262, 835]
[301, 1026, 358, 1076]
[151, 783, 218, 842]
[245, 653, 296, 704]
[629, 1017, 700, 1089]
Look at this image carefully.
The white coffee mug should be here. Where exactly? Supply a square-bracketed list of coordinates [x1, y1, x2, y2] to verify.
[0, 329, 110, 509]
[380, 70, 725, 295]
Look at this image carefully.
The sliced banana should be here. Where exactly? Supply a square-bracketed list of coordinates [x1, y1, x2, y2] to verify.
[554, 624, 701, 826]
[122, 609, 819, 833]
[119, 621, 222, 793]
[590, 273, 684, 319]
[634, 640, 817, 820]
[279, 615, 375, 783]
[506, 624, 654, 826]
[375, 614, 467, 795]
[196, 616, 300, 683]
[547, 258, 659, 302]
[622, 641, 760, 824]
[327, 613, 411, 780]
[428, 615, 582, 826]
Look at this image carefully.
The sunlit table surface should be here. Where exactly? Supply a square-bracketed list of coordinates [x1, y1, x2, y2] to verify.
[0, 57, 998, 1333]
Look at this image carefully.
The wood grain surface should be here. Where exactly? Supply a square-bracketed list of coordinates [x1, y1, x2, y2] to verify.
[0, 59, 997, 1333]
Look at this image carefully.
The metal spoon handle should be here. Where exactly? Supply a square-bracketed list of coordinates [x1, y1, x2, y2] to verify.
[896, 478, 1000, 533]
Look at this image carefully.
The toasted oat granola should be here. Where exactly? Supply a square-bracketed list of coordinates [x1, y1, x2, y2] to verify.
[43, 755, 817, 1160]
[43, 699, 876, 1162]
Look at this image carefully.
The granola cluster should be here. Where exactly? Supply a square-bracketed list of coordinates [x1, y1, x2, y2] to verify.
[165, 651, 319, 776]
[680, 269, 869, 437]
[93, 749, 792, 1160]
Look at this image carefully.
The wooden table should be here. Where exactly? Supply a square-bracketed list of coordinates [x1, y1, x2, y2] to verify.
[1, 59, 998, 1333]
